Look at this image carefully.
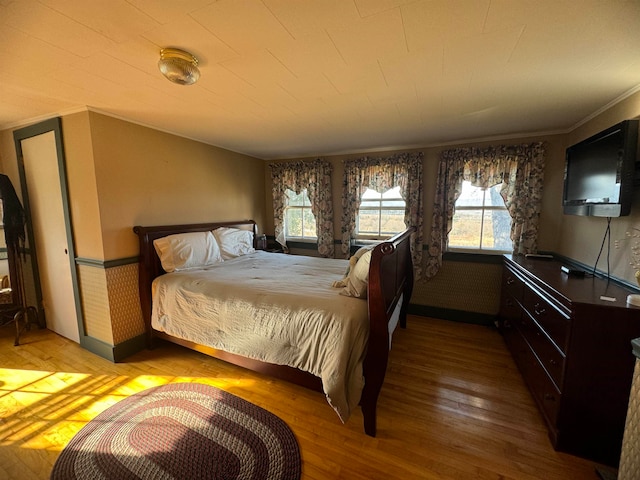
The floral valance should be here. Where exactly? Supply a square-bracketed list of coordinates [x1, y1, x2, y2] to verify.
[270, 159, 334, 257]
[425, 142, 546, 279]
[341, 152, 424, 278]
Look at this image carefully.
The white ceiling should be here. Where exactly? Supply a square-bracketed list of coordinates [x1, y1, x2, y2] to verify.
[1, 0, 640, 160]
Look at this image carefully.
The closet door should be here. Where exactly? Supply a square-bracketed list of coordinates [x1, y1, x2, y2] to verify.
[15, 121, 80, 342]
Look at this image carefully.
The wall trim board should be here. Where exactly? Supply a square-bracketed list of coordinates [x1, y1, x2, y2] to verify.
[551, 252, 640, 293]
[408, 303, 496, 327]
[75, 256, 139, 268]
[81, 332, 147, 363]
[81, 334, 116, 362]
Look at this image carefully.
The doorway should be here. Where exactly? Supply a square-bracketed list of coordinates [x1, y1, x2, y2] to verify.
[13, 118, 82, 343]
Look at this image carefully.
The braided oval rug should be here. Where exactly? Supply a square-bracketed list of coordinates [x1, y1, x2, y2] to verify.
[50, 382, 301, 480]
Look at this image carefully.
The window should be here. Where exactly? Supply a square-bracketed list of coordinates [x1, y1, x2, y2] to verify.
[448, 181, 512, 252]
[284, 188, 317, 239]
[356, 186, 406, 240]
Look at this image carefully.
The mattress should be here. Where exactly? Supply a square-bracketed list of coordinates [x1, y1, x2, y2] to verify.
[151, 250, 370, 422]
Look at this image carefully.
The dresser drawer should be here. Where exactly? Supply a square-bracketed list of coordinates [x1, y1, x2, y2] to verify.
[499, 291, 521, 331]
[508, 326, 562, 431]
[527, 353, 562, 431]
[503, 267, 524, 302]
[517, 310, 566, 390]
[522, 287, 570, 353]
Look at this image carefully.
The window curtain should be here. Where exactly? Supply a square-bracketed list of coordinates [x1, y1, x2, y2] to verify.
[425, 142, 546, 279]
[270, 159, 334, 257]
[341, 152, 424, 278]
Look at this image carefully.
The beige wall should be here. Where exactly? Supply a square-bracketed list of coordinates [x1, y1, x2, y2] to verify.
[0, 113, 104, 257]
[63, 111, 104, 260]
[1, 113, 267, 260]
[0, 111, 267, 351]
[87, 112, 266, 260]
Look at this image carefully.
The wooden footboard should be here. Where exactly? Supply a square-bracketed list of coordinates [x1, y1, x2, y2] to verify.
[133, 220, 415, 437]
[361, 227, 415, 436]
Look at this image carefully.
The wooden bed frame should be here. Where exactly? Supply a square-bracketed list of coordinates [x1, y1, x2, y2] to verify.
[133, 220, 415, 436]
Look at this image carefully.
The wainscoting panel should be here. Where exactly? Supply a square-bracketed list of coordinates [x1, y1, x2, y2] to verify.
[76, 262, 145, 347]
[412, 260, 503, 319]
[77, 264, 112, 344]
[105, 263, 144, 345]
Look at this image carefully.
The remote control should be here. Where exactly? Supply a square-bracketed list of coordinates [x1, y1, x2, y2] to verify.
[561, 265, 585, 277]
[525, 253, 553, 259]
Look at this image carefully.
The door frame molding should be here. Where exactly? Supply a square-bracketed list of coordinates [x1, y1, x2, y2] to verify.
[13, 117, 86, 342]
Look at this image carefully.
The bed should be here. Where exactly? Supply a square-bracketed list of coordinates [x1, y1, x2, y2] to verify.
[133, 220, 415, 436]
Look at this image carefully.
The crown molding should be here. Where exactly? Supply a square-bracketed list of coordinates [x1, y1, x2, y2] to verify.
[0, 106, 89, 131]
[3, 82, 639, 160]
[570, 84, 640, 131]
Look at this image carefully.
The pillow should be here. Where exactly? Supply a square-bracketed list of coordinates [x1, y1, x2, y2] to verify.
[340, 249, 373, 298]
[344, 245, 374, 276]
[212, 227, 256, 260]
[153, 231, 223, 272]
[332, 244, 376, 289]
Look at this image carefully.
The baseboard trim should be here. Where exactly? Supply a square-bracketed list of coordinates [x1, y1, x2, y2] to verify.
[80, 335, 115, 362]
[80, 333, 146, 363]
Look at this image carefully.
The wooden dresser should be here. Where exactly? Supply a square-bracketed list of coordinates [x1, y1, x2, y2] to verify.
[498, 254, 640, 466]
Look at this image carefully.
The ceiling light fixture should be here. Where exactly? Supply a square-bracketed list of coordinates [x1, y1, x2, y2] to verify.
[158, 48, 200, 85]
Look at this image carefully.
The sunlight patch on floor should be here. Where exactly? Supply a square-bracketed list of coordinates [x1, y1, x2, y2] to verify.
[0, 367, 255, 451]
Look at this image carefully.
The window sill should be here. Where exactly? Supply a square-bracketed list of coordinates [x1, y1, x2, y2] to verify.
[286, 239, 318, 251]
[286, 237, 317, 243]
[443, 250, 505, 264]
[447, 248, 510, 255]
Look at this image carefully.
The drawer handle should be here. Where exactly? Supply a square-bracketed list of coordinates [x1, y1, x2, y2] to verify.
[550, 359, 558, 366]
[544, 393, 556, 402]
[534, 303, 546, 316]
[506, 277, 515, 285]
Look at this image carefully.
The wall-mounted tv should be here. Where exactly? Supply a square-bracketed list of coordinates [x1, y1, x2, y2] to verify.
[563, 119, 639, 217]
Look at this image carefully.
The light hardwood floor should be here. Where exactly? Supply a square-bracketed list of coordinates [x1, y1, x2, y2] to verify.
[0, 316, 605, 479]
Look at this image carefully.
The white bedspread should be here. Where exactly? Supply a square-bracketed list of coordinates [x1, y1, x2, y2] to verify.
[151, 251, 369, 422]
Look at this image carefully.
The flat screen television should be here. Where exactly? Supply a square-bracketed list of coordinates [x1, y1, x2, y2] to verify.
[563, 119, 639, 217]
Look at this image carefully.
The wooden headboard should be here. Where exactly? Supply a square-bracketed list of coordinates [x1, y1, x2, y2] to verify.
[133, 220, 257, 346]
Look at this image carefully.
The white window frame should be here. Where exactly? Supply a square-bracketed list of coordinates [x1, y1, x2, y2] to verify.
[355, 187, 406, 241]
[284, 188, 317, 241]
[448, 182, 512, 254]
